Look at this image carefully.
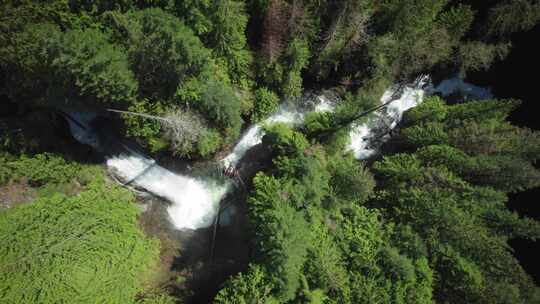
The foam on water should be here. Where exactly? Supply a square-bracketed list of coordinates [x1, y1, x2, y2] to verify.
[67, 78, 491, 230]
[222, 96, 334, 167]
[347, 76, 430, 159]
[106, 155, 230, 229]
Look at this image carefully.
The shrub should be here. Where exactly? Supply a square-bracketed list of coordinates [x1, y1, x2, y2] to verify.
[262, 124, 308, 156]
[197, 129, 223, 157]
[3, 153, 81, 187]
[198, 82, 243, 138]
[162, 109, 207, 157]
[0, 180, 160, 303]
[252, 87, 279, 122]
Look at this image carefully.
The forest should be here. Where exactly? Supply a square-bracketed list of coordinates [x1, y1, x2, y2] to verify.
[1, 0, 540, 303]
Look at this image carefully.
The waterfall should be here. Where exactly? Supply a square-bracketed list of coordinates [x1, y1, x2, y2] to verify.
[106, 155, 230, 230]
[65, 76, 489, 230]
[222, 95, 334, 168]
[347, 76, 431, 159]
[65, 95, 333, 230]
[65, 112, 230, 230]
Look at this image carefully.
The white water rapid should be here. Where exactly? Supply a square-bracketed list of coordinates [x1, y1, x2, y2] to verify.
[66, 76, 488, 230]
[347, 76, 431, 159]
[65, 95, 334, 230]
[65, 112, 230, 229]
[106, 155, 230, 229]
[221, 95, 334, 168]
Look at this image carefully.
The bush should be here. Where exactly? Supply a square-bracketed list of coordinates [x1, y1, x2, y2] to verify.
[198, 82, 243, 138]
[197, 129, 223, 157]
[262, 124, 308, 156]
[252, 87, 279, 122]
[47, 27, 138, 105]
[162, 109, 207, 157]
[0, 180, 160, 303]
[2, 153, 81, 187]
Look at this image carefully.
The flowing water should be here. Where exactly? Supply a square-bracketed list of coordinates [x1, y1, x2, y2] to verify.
[432, 76, 493, 99]
[66, 95, 334, 230]
[66, 77, 487, 230]
[222, 95, 334, 168]
[347, 76, 430, 159]
[106, 155, 230, 229]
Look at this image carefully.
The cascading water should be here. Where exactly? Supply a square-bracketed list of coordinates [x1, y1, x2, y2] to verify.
[106, 155, 230, 229]
[65, 112, 230, 230]
[65, 95, 334, 230]
[347, 76, 431, 159]
[346, 76, 493, 160]
[221, 95, 334, 168]
[65, 76, 488, 230]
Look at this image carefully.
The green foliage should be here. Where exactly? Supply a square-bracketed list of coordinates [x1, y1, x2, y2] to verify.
[371, 98, 540, 303]
[0, 153, 98, 187]
[47, 27, 138, 106]
[281, 39, 310, 98]
[208, 0, 253, 85]
[274, 153, 330, 209]
[197, 129, 223, 157]
[1, 19, 137, 107]
[170, 0, 214, 36]
[337, 205, 384, 271]
[198, 82, 243, 138]
[68, 0, 134, 15]
[434, 248, 485, 303]
[122, 99, 166, 152]
[486, 0, 540, 38]
[214, 264, 278, 304]
[379, 246, 416, 282]
[369, 0, 453, 80]
[303, 111, 335, 137]
[0, 179, 160, 303]
[137, 293, 177, 304]
[248, 173, 311, 301]
[0, 22, 60, 102]
[400, 122, 449, 148]
[457, 42, 511, 74]
[128, 8, 212, 99]
[252, 87, 279, 122]
[436, 4, 474, 41]
[482, 209, 540, 241]
[446, 99, 521, 122]
[327, 155, 374, 204]
[403, 96, 448, 124]
[311, 0, 374, 80]
[303, 215, 350, 302]
[262, 124, 308, 156]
